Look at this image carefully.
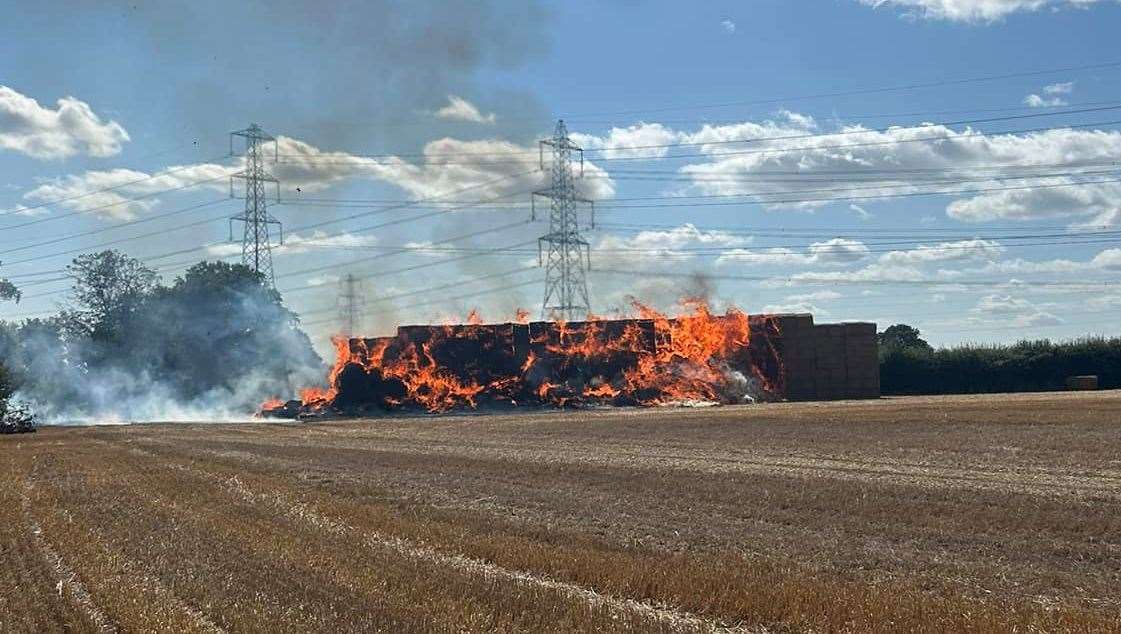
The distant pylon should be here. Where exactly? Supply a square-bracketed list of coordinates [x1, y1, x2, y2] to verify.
[229, 123, 282, 286]
[337, 273, 366, 337]
[532, 119, 595, 321]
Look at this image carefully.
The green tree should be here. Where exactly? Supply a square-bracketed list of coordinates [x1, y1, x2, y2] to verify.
[61, 250, 158, 344]
[877, 324, 933, 353]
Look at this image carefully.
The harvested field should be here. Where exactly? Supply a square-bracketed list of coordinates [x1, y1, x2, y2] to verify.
[3, 391, 1121, 632]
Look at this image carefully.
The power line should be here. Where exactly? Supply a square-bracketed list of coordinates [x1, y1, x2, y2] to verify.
[576, 104, 1121, 152]
[2, 200, 229, 267]
[564, 98, 1121, 125]
[592, 269, 1116, 288]
[591, 175, 1121, 211]
[299, 278, 540, 329]
[273, 106, 1121, 162]
[0, 154, 230, 219]
[0, 173, 232, 231]
[556, 60, 1121, 118]
[298, 266, 538, 319]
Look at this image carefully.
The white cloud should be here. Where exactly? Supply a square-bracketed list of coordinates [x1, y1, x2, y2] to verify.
[972, 294, 1064, 327]
[31, 132, 617, 223]
[1044, 82, 1075, 95]
[1023, 81, 1074, 108]
[760, 290, 842, 315]
[878, 238, 1005, 265]
[1013, 311, 1063, 327]
[849, 203, 873, 220]
[856, 0, 1117, 22]
[809, 238, 870, 263]
[22, 163, 230, 220]
[946, 178, 1121, 225]
[1090, 248, 1121, 269]
[0, 85, 129, 160]
[721, 19, 737, 33]
[571, 112, 815, 161]
[1023, 94, 1067, 108]
[274, 135, 614, 201]
[277, 231, 379, 254]
[203, 231, 377, 258]
[612, 113, 1121, 225]
[598, 223, 751, 267]
[760, 301, 829, 315]
[434, 95, 496, 124]
[717, 238, 868, 266]
[974, 293, 1034, 314]
[305, 274, 341, 287]
[784, 290, 844, 302]
[401, 240, 449, 258]
[204, 243, 243, 257]
[782, 262, 930, 283]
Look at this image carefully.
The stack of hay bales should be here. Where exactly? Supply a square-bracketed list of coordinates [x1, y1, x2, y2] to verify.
[771, 314, 880, 401]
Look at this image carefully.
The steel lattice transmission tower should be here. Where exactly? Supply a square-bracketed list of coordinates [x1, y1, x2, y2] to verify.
[229, 123, 283, 286]
[337, 273, 366, 337]
[532, 119, 596, 321]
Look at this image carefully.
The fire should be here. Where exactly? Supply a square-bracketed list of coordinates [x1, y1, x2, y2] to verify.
[265, 300, 785, 417]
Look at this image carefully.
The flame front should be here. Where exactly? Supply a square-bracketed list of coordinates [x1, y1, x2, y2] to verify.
[270, 300, 784, 416]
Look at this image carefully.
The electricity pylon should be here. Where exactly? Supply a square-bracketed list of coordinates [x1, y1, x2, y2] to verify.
[337, 273, 366, 337]
[229, 123, 282, 286]
[532, 119, 595, 321]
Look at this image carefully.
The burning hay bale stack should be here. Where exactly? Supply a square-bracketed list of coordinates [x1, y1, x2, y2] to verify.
[260, 306, 878, 420]
[263, 305, 795, 419]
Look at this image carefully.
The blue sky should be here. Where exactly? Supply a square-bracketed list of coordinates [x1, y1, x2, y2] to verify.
[3, 0, 1121, 351]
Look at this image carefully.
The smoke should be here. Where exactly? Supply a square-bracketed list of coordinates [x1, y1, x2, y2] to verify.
[0, 260, 323, 425]
[31, 0, 554, 153]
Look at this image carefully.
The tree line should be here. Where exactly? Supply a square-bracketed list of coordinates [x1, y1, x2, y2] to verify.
[877, 324, 1121, 395]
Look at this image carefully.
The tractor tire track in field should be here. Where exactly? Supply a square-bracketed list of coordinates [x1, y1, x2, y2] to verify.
[20, 482, 116, 634]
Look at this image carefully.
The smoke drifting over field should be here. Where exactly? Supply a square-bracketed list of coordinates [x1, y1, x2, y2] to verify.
[0, 257, 323, 424]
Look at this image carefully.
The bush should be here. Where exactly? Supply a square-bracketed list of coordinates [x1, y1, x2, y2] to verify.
[0, 363, 35, 434]
[880, 336, 1121, 395]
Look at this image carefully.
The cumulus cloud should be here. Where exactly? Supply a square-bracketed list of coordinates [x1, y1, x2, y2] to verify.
[856, 0, 1117, 22]
[1024, 94, 1067, 108]
[433, 95, 497, 124]
[973, 293, 1035, 314]
[972, 293, 1064, 327]
[782, 262, 930, 283]
[717, 238, 868, 266]
[21, 163, 231, 220]
[572, 111, 816, 161]
[23, 133, 616, 222]
[276, 231, 378, 254]
[597, 223, 751, 267]
[204, 232, 377, 258]
[946, 178, 1121, 225]
[591, 113, 1121, 225]
[760, 290, 842, 315]
[0, 85, 130, 160]
[878, 238, 1005, 265]
[275, 135, 614, 201]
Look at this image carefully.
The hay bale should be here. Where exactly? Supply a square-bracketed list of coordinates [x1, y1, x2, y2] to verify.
[1065, 375, 1099, 391]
